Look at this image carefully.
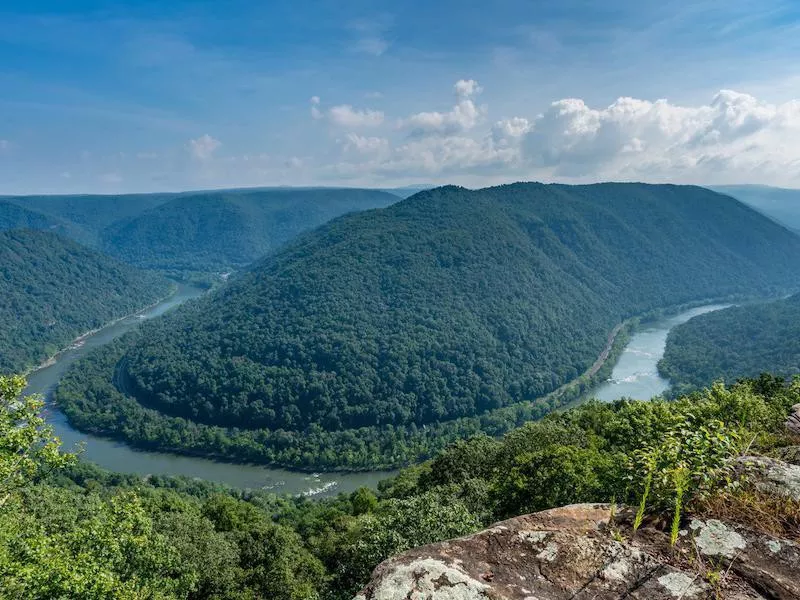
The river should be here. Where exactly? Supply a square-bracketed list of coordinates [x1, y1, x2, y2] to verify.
[25, 284, 391, 497]
[26, 287, 727, 496]
[588, 304, 731, 401]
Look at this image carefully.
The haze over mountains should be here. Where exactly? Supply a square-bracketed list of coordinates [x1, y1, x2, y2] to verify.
[55, 183, 800, 469]
[1, 188, 398, 276]
[713, 185, 800, 232]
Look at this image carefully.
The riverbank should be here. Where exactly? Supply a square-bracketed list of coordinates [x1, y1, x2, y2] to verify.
[32, 287, 789, 491]
[22, 282, 180, 379]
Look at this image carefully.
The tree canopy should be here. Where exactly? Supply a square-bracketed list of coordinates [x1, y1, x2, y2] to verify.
[0, 230, 172, 374]
[56, 183, 800, 468]
[660, 293, 800, 393]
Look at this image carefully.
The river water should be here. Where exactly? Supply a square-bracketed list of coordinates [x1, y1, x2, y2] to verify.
[26, 286, 727, 495]
[26, 284, 391, 497]
[589, 304, 730, 401]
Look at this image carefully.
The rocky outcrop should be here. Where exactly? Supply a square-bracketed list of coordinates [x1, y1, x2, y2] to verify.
[786, 405, 800, 436]
[734, 456, 800, 502]
[357, 457, 800, 599]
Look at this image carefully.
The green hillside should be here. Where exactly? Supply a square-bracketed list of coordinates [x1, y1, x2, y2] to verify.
[55, 183, 800, 468]
[0, 200, 90, 242]
[7, 373, 800, 599]
[0, 230, 172, 374]
[660, 293, 800, 393]
[4, 192, 175, 243]
[98, 188, 399, 273]
[712, 185, 800, 232]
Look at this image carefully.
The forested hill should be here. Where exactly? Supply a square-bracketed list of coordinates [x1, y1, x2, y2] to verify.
[660, 293, 800, 393]
[98, 188, 399, 272]
[57, 183, 800, 468]
[0, 200, 89, 243]
[4, 192, 175, 245]
[712, 185, 800, 232]
[0, 230, 172, 374]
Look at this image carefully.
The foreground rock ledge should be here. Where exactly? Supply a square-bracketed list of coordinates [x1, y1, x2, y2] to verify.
[355, 502, 800, 599]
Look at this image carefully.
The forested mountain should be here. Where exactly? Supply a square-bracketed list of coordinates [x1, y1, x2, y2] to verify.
[4, 192, 175, 244]
[56, 183, 800, 468]
[0, 200, 88, 242]
[98, 188, 399, 272]
[660, 293, 800, 393]
[713, 185, 800, 232]
[0, 230, 172, 374]
[4, 188, 399, 276]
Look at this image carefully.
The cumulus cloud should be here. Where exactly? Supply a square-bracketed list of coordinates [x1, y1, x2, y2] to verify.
[493, 117, 532, 141]
[328, 104, 385, 127]
[342, 133, 390, 154]
[454, 79, 482, 98]
[188, 134, 221, 160]
[401, 79, 485, 135]
[321, 80, 800, 187]
[522, 91, 800, 181]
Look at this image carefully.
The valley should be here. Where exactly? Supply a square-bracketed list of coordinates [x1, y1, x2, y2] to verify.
[52, 183, 800, 469]
[4, 182, 800, 600]
[28, 279, 728, 493]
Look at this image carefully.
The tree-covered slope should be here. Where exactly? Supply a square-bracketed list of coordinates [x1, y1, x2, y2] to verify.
[712, 185, 800, 232]
[56, 183, 800, 468]
[12, 373, 800, 599]
[660, 293, 800, 392]
[98, 188, 399, 272]
[4, 192, 176, 244]
[0, 230, 172, 374]
[0, 200, 90, 242]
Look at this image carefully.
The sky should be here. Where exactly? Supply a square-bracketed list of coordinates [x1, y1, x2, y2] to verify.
[1, 0, 800, 194]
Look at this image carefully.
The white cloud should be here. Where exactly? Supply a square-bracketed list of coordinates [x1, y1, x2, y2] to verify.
[320, 81, 800, 187]
[493, 117, 532, 140]
[0, 140, 10, 152]
[401, 80, 485, 135]
[454, 79, 482, 98]
[522, 91, 800, 182]
[342, 133, 390, 157]
[187, 134, 221, 160]
[328, 104, 385, 127]
[285, 156, 303, 168]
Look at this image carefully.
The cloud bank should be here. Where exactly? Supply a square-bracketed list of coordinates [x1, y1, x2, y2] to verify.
[312, 80, 800, 187]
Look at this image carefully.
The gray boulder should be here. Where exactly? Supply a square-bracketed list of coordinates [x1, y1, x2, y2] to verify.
[356, 500, 799, 599]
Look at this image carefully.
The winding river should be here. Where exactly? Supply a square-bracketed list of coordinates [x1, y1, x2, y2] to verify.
[26, 284, 391, 497]
[26, 286, 728, 496]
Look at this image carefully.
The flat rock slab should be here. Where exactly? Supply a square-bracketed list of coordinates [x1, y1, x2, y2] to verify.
[356, 501, 800, 600]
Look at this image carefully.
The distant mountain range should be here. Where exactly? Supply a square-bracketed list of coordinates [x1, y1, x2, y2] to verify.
[1, 188, 399, 276]
[712, 185, 800, 232]
[56, 182, 800, 469]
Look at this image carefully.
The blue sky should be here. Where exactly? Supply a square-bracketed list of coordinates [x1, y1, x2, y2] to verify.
[2, 0, 800, 194]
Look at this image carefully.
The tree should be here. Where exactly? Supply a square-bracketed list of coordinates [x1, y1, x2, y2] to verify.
[0, 375, 75, 504]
